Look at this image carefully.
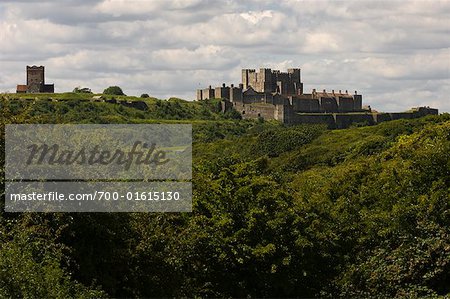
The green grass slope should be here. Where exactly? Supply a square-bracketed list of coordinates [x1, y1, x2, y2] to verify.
[0, 94, 449, 298]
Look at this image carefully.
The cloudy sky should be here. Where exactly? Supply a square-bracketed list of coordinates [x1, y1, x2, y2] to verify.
[1, 0, 449, 112]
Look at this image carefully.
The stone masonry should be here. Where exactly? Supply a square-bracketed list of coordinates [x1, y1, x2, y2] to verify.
[197, 67, 363, 115]
[196, 67, 438, 128]
[16, 66, 54, 93]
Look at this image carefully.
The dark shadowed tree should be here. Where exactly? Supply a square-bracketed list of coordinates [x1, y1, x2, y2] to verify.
[103, 86, 125, 96]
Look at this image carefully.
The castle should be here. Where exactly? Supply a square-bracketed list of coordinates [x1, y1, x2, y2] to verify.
[16, 66, 54, 93]
[197, 68, 438, 128]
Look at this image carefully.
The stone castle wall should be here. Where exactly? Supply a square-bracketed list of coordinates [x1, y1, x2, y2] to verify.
[197, 68, 363, 115]
[232, 100, 438, 129]
[197, 67, 438, 128]
[27, 66, 45, 93]
[234, 102, 279, 120]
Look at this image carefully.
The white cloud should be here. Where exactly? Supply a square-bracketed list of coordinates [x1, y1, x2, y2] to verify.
[151, 45, 239, 70]
[240, 10, 273, 24]
[358, 51, 450, 80]
[95, 0, 206, 16]
[0, 0, 449, 112]
[303, 32, 341, 53]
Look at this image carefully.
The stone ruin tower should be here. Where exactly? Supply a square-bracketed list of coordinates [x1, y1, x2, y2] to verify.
[16, 65, 54, 93]
[26, 66, 46, 93]
[241, 68, 303, 95]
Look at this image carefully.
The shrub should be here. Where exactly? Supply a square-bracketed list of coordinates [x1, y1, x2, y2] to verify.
[103, 86, 125, 96]
[73, 87, 92, 94]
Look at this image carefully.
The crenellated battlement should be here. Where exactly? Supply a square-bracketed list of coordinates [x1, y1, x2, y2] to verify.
[241, 68, 303, 95]
[16, 65, 54, 93]
[197, 67, 359, 114]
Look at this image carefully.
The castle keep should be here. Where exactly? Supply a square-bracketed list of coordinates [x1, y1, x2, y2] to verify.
[197, 68, 437, 128]
[197, 68, 363, 114]
[16, 66, 54, 93]
[242, 68, 303, 95]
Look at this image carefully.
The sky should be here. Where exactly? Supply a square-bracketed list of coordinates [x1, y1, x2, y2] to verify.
[0, 0, 449, 112]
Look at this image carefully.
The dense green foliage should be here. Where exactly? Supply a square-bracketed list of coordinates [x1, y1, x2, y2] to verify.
[0, 96, 237, 124]
[103, 86, 125, 96]
[1, 95, 449, 297]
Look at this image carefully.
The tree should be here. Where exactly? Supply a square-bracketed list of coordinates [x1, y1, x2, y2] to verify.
[103, 86, 125, 96]
[140, 93, 150, 98]
[73, 87, 92, 93]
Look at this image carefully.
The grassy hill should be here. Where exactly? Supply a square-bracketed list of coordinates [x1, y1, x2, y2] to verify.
[1, 93, 240, 123]
[1, 94, 449, 297]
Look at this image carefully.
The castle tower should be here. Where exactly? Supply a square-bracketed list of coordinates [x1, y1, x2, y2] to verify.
[241, 68, 303, 95]
[259, 68, 273, 93]
[242, 69, 257, 90]
[26, 66, 45, 93]
[242, 69, 249, 89]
